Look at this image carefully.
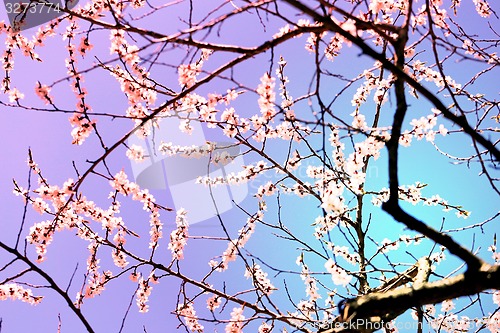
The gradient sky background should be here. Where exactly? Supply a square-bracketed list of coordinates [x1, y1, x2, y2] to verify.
[0, 0, 499, 332]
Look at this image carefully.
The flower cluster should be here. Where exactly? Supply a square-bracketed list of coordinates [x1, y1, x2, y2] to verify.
[296, 254, 321, 302]
[110, 170, 163, 248]
[197, 160, 268, 186]
[126, 144, 146, 162]
[256, 73, 277, 121]
[178, 303, 204, 332]
[136, 277, 153, 313]
[0, 283, 43, 305]
[34, 82, 53, 105]
[351, 69, 390, 107]
[255, 181, 277, 200]
[327, 243, 360, 265]
[63, 19, 97, 145]
[324, 258, 352, 287]
[211, 210, 262, 272]
[168, 208, 189, 260]
[225, 307, 245, 333]
[81, 243, 112, 301]
[410, 61, 461, 92]
[312, 214, 340, 239]
[404, 109, 448, 144]
[244, 264, 276, 295]
[206, 294, 221, 311]
[178, 49, 212, 88]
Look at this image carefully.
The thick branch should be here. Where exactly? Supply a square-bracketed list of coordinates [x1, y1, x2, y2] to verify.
[382, 201, 482, 270]
[0, 241, 95, 333]
[320, 262, 499, 333]
[282, 0, 500, 161]
[346, 263, 499, 324]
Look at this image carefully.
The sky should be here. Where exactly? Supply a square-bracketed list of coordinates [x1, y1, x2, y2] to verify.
[0, 1, 499, 332]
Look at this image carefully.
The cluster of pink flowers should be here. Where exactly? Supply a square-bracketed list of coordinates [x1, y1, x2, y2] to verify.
[178, 303, 204, 332]
[68, 113, 96, 146]
[488, 312, 500, 333]
[34, 82, 53, 105]
[197, 160, 268, 187]
[351, 68, 393, 107]
[107, 28, 157, 140]
[159, 141, 234, 165]
[285, 150, 302, 171]
[225, 307, 245, 333]
[324, 258, 352, 287]
[473, 0, 491, 17]
[244, 264, 276, 295]
[321, 182, 347, 214]
[371, 184, 471, 219]
[0, 283, 43, 305]
[221, 107, 242, 137]
[111, 248, 128, 268]
[431, 314, 473, 332]
[312, 214, 339, 239]
[126, 144, 146, 162]
[136, 276, 153, 313]
[273, 18, 314, 40]
[328, 243, 360, 265]
[325, 33, 344, 61]
[131, 0, 146, 9]
[405, 110, 448, 143]
[251, 120, 310, 143]
[7, 88, 24, 103]
[125, 104, 152, 138]
[295, 299, 316, 321]
[75, 0, 110, 19]
[26, 220, 55, 262]
[62, 19, 97, 145]
[410, 60, 461, 92]
[255, 181, 277, 200]
[110, 64, 157, 106]
[211, 210, 262, 272]
[160, 141, 216, 158]
[109, 170, 163, 248]
[256, 73, 277, 121]
[178, 63, 201, 89]
[296, 254, 321, 302]
[168, 208, 189, 260]
[1, 20, 55, 99]
[372, 234, 423, 256]
[258, 322, 273, 333]
[72, 195, 123, 232]
[178, 49, 212, 89]
[24, 177, 78, 261]
[206, 294, 221, 311]
[380, 238, 400, 253]
[74, 242, 112, 307]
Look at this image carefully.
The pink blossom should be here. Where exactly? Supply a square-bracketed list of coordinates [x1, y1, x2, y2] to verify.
[168, 208, 189, 260]
[206, 295, 221, 311]
[34, 82, 52, 104]
[179, 303, 204, 332]
[324, 258, 352, 286]
[258, 322, 272, 333]
[126, 144, 146, 162]
[225, 307, 245, 333]
[256, 73, 277, 121]
[0, 283, 43, 305]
